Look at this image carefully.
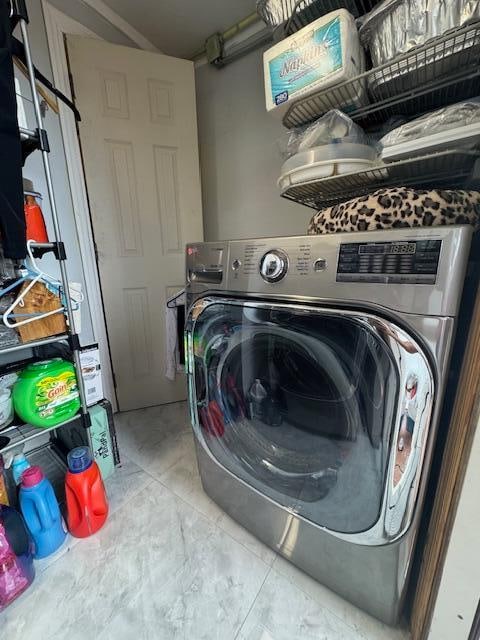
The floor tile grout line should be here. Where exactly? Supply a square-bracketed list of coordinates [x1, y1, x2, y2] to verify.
[153, 473, 223, 525]
[115, 431, 192, 478]
[214, 518, 276, 568]
[34, 475, 159, 579]
[138, 442, 278, 557]
[269, 555, 403, 640]
[269, 557, 361, 636]
[107, 454, 279, 639]
[234, 563, 273, 640]
[129, 468, 403, 640]
[149, 470, 277, 568]
[116, 448, 402, 638]
[116, 418, 406, 639]
[147, 452, 387, 637]
[118, 435, 279, 563]
[107, 453, 158, 508]
[109, 475, 157, 515]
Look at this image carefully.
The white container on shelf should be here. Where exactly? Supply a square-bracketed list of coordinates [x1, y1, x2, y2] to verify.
[380, 100, 480, 162]
[278, 142, 378, 192]
[0, 388, 14, 429]
[263, 9, 366, 119]
[382, 123, 480, 162]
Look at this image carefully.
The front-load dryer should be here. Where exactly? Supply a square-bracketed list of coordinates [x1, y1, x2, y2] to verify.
[184, 226, 472, 625]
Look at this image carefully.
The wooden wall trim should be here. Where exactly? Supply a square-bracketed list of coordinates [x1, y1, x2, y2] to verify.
[411, 287, 480, 640]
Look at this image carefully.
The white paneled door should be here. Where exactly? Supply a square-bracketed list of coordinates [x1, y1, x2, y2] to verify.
[67, 36, 203, 411]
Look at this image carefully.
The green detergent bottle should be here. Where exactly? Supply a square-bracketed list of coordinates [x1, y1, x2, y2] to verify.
[13, 359, 81, 428]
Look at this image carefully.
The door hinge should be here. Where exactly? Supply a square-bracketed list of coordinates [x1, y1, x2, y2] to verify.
[112, 371, 118, 389]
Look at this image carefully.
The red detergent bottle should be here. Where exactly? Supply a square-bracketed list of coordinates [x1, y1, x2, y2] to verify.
[65, 447, 108, 538]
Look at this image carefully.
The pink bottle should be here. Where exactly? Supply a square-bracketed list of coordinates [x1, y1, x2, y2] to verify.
[0, 505, 35, 611]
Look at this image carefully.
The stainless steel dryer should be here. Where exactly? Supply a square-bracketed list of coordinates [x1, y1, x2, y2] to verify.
[185, 226, 472, 625]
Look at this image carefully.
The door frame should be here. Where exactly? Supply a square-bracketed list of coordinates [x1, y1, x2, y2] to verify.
[42, 1, 117, 410]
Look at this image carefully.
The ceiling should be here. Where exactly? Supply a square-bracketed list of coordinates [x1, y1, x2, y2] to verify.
[101, 0, 257, 59]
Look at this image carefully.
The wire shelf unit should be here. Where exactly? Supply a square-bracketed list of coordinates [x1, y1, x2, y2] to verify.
[283, 21, 480, 129]
[285, 0, 381, 34]
[0, 334, 68, 356]
[0, 414, 80, 455]
[280, 150, 480, 210]
[0, 2, 93, 440]
[258, 0, 381, 36]
[19, 126, 40, 161]
[28, 443, 67, 502]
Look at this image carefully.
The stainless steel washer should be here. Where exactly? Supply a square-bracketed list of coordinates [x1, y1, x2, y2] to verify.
[185, 226, 472, 625]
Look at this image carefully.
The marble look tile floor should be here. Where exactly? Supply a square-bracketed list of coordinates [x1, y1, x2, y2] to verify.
[1, 402, 410, 640]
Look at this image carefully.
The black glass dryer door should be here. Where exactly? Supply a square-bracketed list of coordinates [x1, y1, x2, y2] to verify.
[187, 299, 431, 536]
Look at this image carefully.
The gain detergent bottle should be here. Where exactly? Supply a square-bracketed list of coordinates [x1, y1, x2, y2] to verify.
[13, 359, 81, 428]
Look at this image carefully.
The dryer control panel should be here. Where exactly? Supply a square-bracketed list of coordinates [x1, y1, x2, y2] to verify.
[186, 226, 472, 319]
[337, 239, 442, 284]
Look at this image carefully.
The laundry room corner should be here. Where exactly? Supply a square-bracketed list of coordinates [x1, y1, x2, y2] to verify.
[195, 44, 310, 242]
[1, 1, 480, 639]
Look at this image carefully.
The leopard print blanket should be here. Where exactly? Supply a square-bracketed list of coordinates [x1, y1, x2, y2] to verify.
[307, 188, 480, 235]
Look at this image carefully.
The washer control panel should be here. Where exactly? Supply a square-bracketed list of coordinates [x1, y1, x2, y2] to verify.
[337, 240, 442, 284]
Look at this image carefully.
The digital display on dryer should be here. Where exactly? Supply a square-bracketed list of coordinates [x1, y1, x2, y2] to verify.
[337, 240, 442, 284]
[358, 242, 417, 255]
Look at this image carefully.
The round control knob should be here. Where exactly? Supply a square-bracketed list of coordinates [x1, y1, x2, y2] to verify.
[259, 250, 288, 283]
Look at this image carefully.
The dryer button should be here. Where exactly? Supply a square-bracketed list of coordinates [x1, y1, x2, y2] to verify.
[314, 258, 327, 272]
[232, 259, 242, 271]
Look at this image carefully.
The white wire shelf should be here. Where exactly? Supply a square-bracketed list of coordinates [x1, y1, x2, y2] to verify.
[283, 21, 480, 129]
[280, 149, 480, 210]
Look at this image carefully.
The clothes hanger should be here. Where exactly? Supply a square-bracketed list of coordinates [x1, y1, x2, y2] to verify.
[2, 240, 83, 328]
[167, 288, 185, 309]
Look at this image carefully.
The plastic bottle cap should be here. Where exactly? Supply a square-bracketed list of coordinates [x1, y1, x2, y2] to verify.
[21, 466, 44, 488]
[67, 446, 93, 473]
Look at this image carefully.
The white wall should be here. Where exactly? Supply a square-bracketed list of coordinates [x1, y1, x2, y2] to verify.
[428, 417, 480, 640]
[195, 47, 312, 242]
[47, 0, 137, 48]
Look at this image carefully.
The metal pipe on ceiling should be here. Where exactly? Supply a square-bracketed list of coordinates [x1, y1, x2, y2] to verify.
[190, 11, 261, 61]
